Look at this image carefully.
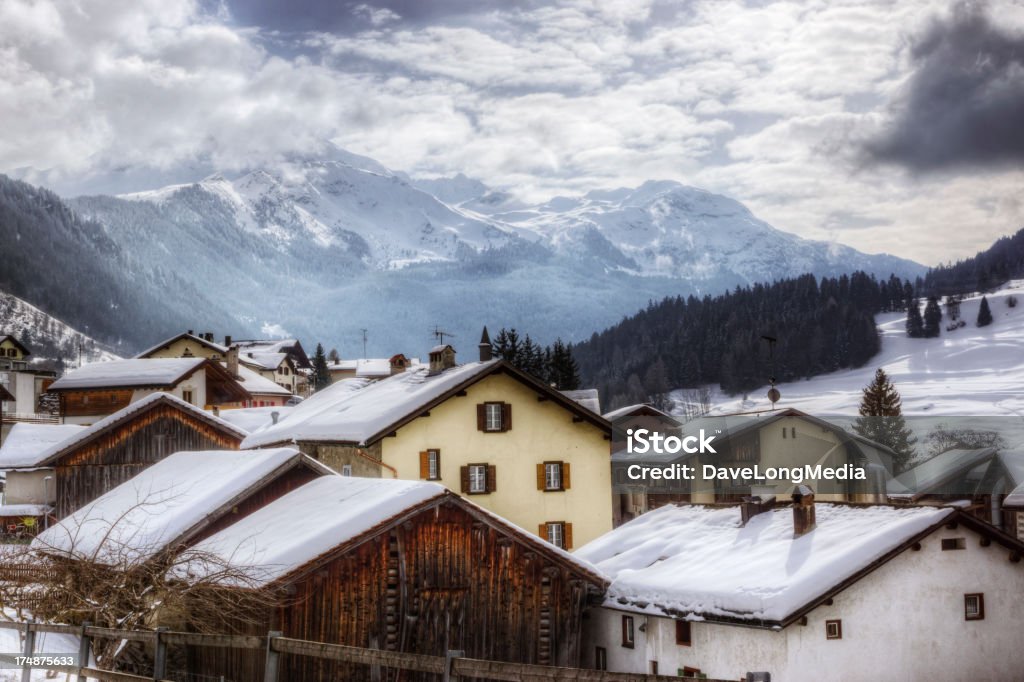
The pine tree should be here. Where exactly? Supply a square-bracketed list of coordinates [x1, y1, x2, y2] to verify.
[905, 297, 924, 338]
[853, 368, 916, 473]
[976, 295, 993, 327]
[312, 343, 332, 391]
[327, 348, 340, 363]
[922, 296, 942, 337]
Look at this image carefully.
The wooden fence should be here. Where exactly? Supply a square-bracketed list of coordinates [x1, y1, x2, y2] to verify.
[0, 621, 750, 682]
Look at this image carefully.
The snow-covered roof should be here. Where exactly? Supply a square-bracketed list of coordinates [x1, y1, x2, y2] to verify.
[33, 448, 314, 566]
[1005, 481, 1024, 508]
[561, 389, 600, 414]
[0, 423, 86, 469]
[328, 358, 411, 378]
[242, 361, 499, 447]
[35, 392, 248, 466]
[49, 358, 207, 390]
[604, 403, 675, 421]
[0, 504, 53, 517]
[233, 339, 298, 353]
[241, 351, 288, 371]
[181, 475, 446, 586]
[236, 364, 292, 396]
[895, 447, 998, 498]
[575, 503, 952, 625]
[217, 406, 295, 434]
[135, 332, 227, 359]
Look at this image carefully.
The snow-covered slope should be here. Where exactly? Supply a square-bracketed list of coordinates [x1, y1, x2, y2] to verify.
[0, 291, 120, 365]
[701, 282, 1024, 447]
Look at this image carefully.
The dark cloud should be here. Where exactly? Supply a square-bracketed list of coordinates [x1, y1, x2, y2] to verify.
[224, 0, 538, 33]
[865, 1, 1024, 171]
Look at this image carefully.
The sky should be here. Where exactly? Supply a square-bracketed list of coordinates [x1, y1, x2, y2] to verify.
[3, 0, 1024, 266]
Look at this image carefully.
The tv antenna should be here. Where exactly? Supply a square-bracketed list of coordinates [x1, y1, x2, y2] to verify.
[359, 329, 368, 358]
[431, 326, 455, 345]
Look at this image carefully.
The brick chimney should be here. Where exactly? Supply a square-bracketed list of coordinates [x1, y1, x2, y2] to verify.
[479, 326, 493, 362]
[226, 346, 240, 377]
[791, 485, 816, 537]
[224, 335, 232, 347]
[428, 345, 456, 375]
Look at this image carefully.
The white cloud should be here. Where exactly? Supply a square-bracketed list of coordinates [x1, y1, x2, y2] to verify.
[2, 0, 1024, 264]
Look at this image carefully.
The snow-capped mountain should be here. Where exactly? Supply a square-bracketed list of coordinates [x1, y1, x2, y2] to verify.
[61, 146, 924, 354]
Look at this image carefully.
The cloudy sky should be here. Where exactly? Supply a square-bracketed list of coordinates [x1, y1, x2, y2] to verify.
[3, 0, 1024, 265]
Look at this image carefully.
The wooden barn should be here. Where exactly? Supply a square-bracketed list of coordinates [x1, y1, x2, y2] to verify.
[180, 476, 609, 681]
[35, 392, 248, 517]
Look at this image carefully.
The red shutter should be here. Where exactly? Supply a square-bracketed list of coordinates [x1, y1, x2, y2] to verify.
[460, 466, 470, 493]
[419, 451, 429, 479]
[562, 462, 571, 490]
[477, 404, 486, 431]
[501, 402, 512, 431]
[486, 464, 497, 493]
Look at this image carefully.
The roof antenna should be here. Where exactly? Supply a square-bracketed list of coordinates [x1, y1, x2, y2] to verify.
[761, 335, 780, 410]
[431, 325, 455, 346]
[360, 329, 368, 358]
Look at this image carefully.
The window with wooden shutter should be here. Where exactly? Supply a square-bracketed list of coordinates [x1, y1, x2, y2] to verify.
[562, 462, 571, 490]
[536, 463, 546, 491]
[476, 404, 486, 431]
[464, 464, 489, 494]
[538, 523, 548, 541]
[501, 402, 512, 431]
[420, 450, 440, 480]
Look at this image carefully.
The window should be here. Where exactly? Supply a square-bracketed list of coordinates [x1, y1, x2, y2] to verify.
[965, 593, 984, 620]
[825, 619, 842, 640]
[942, 538, 966, 550]
[594, 647, 607, 671]
[675, 620, 692, 646]
[791, 427, 797, 438]
[182, 389, 194, 405]
[469, 465, 487, 492]
[539, 521, 573, 549]
[650, 661, 658, 675]
[341, 465, 352, 477]
[680, 667, 702, 678]
[477, 402, 511, 432]
[537, 461, 571, 491]
[419, 449, 441, 480]
[782, 428, 787, 439]
[621, 615, 635, 648]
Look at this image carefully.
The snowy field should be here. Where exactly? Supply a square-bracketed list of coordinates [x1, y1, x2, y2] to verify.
[686, 281, 1024, 450]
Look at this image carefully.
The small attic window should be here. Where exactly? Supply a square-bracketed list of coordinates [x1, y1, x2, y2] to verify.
[965, 593, 984, 621]
[941, 538, 966, 551]
[825, 619, 842, 640]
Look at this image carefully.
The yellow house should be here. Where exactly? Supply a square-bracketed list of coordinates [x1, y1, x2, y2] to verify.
[243, 337, 614, 549]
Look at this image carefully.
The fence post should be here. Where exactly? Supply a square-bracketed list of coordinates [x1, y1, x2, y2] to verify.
[444, 649, 464, 682]
[20, 620, 35, 682]
[76, 621, 92, 682]
[153, 626, 168, 680]
[263, 630, 282, 682]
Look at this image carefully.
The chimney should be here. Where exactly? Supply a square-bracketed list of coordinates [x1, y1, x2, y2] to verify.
[271, 411, 280, 425]
[224, 335, 232, 347]
[428, 345, 456, 375]
[479, 326, 493, 362]
[226, 346, 240, 377]
[740, 491, 775, 526]
[187, 329, 194, 336]
[205, 332, 214, 342]
[791, 485, 816, 537]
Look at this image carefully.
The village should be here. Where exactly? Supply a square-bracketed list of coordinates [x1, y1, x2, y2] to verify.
[0, 327, 1023, 682]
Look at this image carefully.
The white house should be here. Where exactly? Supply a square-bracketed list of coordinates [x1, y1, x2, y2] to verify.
[576, 491, 1024, 681]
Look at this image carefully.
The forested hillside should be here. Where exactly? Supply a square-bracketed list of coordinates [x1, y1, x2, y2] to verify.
[922, 227, 1024, 296]
[0, 175, 242, 352]
[574, 272, 909, 408]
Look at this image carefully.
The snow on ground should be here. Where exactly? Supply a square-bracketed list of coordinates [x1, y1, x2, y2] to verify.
[691, 281, 1024, 450]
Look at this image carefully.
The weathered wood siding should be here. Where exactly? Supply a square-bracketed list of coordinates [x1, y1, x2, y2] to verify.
[190, 498, 596, 682]
[55, 405, 243, 517]
[60, 389, 133, 418]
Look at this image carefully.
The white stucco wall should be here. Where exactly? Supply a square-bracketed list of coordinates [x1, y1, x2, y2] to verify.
[131, 369, 207, 408]
[584, 522, 1024, 681]
[4, 469, 56, 505]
